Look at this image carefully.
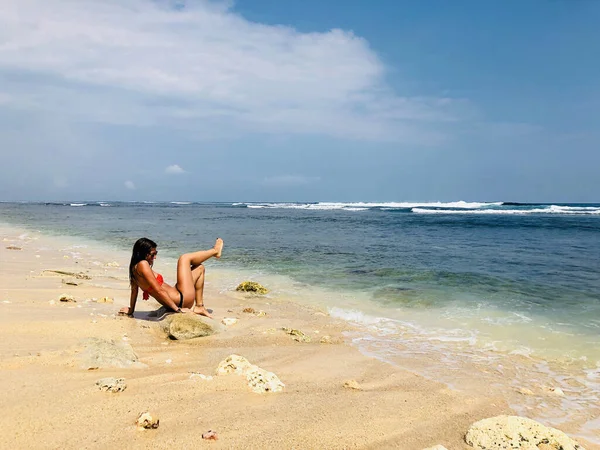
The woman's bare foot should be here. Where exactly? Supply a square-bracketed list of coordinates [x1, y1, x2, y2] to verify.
[193, 305, 213, 318]
[214, 238, 224, 258]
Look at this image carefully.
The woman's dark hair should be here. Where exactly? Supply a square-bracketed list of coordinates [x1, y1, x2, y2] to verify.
[129, 237, 157, 285]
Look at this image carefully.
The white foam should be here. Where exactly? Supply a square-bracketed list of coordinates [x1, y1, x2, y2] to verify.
[239, 201, 502, 211]
[328, 307, 386, 326]
[413, 207, 600, 215]
[70, 203, 87, 207]
[171, 201, 192, 205]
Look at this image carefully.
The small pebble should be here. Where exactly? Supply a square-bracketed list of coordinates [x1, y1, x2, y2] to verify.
[136, 412, 159, 430]
[343, 379, 362, 390]
[221, 317, 238, 326]
[202, 430, 218, 440]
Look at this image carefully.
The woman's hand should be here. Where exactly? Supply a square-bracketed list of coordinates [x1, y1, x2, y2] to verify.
[119, 306, 133, 317]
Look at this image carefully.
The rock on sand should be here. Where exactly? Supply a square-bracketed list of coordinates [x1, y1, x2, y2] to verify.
[96, 377, 127, 393]
[216, 354, 285, 393]
[79, 337, 145, 370]
[161, 314, 216, 340]
[465, 415, 583, 450]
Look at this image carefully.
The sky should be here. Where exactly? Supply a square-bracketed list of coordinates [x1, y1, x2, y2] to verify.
[0, 0, 599, 202]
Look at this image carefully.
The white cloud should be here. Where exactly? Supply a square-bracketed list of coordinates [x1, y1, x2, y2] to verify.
[165, 164, 185, 174]
[263, 175, 320, 187]
[0, 0, 466, 142]
[124, 180, 136, 190]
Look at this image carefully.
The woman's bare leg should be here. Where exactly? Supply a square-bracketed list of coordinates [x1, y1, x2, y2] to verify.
[176, 239, 223, 313]
[190, 264, 211, 318]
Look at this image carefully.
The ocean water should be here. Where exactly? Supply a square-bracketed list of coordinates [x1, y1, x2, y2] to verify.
[1, 200, 599, 439]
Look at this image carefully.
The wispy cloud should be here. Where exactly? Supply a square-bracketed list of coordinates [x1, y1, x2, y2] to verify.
[124, 180, 136, 190]
[165, 164, 185, 174]
[0, 0, 466, 142]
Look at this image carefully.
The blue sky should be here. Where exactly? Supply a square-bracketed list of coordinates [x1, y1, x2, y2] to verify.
[0, 0, 598, 202]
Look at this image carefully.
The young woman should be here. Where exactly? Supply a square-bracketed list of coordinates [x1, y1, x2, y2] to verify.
[119, 237, 223, 318]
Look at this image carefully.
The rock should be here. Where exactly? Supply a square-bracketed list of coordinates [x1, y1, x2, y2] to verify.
[246, 366, 285, 393]
[162, 314, 215, 340]
[221, 317, 238, 326]
[320, 335, 333, 344]
[96, 297, 114, 304]
[106, 261, 120, 267]
[242, 307, 267, 317]
[136, 412, 159, 430]
[465, 415, 582, 450]
[62, 279, 79, 286]
[423, 446, 449, 450]
[216, 354, 284, 394]
[96, 377, 127, 393]
[202, 430, 218, 440]
[517, 387, 535, 396]
[216, 355, 254, 376]
[6, 246, 22, 250]
[236, 281, 268, 294]
[282, 327, 311, 343]
[79, 337, 145, 370]
[542, 386, 565, 397]
[343, 379, 362, 390]
[59, 294, 76, 302]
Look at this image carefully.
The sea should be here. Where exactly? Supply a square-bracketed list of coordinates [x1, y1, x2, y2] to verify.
[1, 200, 599, 441]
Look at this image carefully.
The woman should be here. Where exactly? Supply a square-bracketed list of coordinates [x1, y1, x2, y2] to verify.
[119, 237, 223, 318]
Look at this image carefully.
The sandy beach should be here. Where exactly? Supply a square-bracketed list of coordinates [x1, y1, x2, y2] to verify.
[0, 224, 595, 450]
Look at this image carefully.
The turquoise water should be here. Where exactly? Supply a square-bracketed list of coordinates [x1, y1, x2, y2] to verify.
[1, 200, 600, 439]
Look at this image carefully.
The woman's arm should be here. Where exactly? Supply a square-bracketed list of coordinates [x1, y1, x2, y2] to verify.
[119, 283, 139, 317]
[128, 282, 139, 314]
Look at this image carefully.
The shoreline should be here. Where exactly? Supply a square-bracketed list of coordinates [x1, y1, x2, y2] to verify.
[0, 224, 596, 449]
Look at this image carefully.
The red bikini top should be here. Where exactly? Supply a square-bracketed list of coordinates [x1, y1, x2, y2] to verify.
[142, 273, 164, 300]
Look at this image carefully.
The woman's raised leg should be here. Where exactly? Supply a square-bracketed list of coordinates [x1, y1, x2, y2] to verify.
[176, 239, 223, 313]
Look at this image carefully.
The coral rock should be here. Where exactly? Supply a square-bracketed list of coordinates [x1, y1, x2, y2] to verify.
[282, 327, 311, 343]
[221, 317, 238, 326]
[235, 281, 268, 294]
[465, 415, 582, 450]
[216, 354, 284, 393]
[216, 355, 254, 376]
[542, 386, 565, 397]
[242, 307, 256, 314]
[59, 294, 76, 302]
[246, 367, 285, 393]
[343, 379, 362, 390]
[136, 412, 159, 430]
[96, 297, 114, 304]
[96, 377, 127, 393]
[202, 430, 218, 440]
